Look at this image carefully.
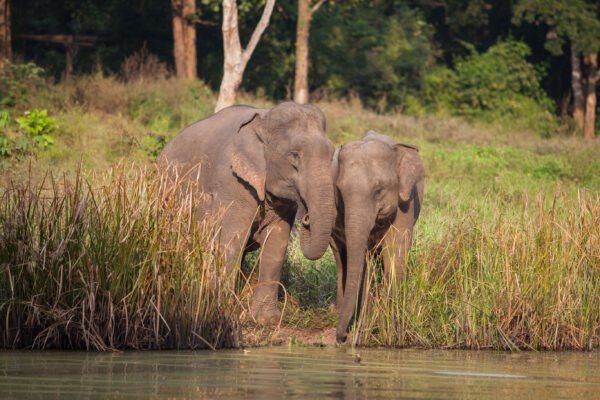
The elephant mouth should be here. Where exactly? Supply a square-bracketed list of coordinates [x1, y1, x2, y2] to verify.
[375, 208, 396, 228]
[296, 195, 310, 227]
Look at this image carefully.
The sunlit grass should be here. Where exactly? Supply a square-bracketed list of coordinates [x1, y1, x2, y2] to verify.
[353, 191, 600, 350]
[0, 165, 241, 350]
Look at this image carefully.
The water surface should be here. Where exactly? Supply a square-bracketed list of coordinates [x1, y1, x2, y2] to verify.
[1, 348, 599, 399]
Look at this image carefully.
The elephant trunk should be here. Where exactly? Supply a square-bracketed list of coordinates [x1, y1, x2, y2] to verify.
[336, 209, 371, 343]
[298, 168, 335, 260]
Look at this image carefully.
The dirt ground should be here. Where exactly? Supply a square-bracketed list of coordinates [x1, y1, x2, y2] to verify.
[242, 325, 337, 347]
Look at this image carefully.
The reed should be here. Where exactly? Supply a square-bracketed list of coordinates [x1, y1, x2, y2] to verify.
[0, 166, 241, 350]
[353, 191, 600, 350]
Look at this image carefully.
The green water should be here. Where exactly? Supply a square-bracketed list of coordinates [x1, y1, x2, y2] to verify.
[1, 348, 599, 399]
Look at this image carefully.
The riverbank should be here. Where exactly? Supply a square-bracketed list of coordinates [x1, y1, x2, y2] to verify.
[1, 74, 599, 351]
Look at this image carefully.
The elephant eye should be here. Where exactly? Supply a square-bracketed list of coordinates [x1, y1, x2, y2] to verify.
[374, 186, 385, 198]
[288, 151, 300, 168]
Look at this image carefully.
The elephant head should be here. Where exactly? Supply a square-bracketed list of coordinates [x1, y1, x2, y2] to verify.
[334, 130, 425, 342]
[231, 102, 336, 260]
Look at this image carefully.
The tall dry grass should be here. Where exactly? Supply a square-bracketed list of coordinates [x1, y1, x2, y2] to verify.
[0, 166, 241, 350]
[354, 191, 600, 350]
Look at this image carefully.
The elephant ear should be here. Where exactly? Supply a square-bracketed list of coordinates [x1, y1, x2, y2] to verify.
[395, 143, 425, 203]
[231, 113, 266, 201]
[331, 147, 341, 207]
[331, 147, 341, 181]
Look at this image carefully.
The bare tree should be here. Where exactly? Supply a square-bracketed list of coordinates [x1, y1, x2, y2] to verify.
[172, 0, 197, 80]
[293, 0, 325, 104]
[215, 0, 276, 112]
[0, 0, 11, 74]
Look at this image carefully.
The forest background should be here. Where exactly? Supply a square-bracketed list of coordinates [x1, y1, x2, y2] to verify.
[2, 0, 600, 139]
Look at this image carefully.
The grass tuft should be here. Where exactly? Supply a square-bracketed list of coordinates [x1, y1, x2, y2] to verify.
[0, 165, 241, 350]
[354, 191, 600, 350]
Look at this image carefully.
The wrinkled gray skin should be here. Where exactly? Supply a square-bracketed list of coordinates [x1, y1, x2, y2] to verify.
[331, 130, 425, 342]
[158, 102, 335, 324]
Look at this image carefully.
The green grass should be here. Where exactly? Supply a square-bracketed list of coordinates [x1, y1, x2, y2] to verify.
[1, 73, 599, 350]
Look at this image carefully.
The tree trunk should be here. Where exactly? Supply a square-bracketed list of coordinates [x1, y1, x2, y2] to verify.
[583, 53, 598, 140]
[0, 0, 11, 74]
[172, 0, 197, 80]
[571, 42, 585, 131]
[65, 43, 77, 80]
[215, 0, 276, 112]
[182, 0, 197, 80]
[293, 0, 312, 104]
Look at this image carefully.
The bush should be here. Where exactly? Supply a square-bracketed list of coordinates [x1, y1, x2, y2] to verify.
[0, 61, 45, 109]
[422, 40, 558, 134]
[0, 109, 56, 158]
[0, 111, 11, 157]
[312, 5, 434, 110]
[16, 109, 57, 149]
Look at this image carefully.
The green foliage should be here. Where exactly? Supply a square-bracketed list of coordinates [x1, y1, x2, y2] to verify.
[0, 111, 11, 157]
[312, 4, 435, 110]
[422, 66, 459, 113]
[0, 61, 45, 109]
[422, 40, 558, 134]
[140, 134, 167, 157]
[16, 109, 57, 149]
[0, 108, 57, 158]
[10, 0, 596, 124]
[453, 41, 544, 110]
[514, 0, 600, 55]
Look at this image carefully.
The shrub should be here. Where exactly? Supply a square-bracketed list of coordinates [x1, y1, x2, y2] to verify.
[312, 5, 434, 110]
[0, 111, 11, 157]
[16, 109, 57, 149]
[422, 40, 558, 134]
[0, 61, 45, 109]
[140, 134, 167, 157]
[422, 66, 458, 114]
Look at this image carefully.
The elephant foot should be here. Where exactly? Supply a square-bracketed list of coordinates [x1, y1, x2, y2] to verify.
[250, 296, 281, 326]
[336, 327, 349, 343]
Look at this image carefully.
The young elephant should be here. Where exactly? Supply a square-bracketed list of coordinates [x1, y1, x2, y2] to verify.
[331, 130, 425, 342]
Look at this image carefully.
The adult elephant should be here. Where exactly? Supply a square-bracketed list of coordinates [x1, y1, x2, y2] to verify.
[158, 102, 336, 324]
[331, 130, 425, 342]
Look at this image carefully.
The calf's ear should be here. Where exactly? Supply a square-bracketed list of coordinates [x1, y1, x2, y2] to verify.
[395, 144, 425, 203]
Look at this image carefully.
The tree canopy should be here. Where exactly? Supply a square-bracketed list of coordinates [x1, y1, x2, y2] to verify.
[5, 0, 600, 134]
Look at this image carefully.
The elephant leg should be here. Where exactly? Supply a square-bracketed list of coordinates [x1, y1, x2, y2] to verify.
[219, 207, 257, 276]
[250, 217, 293, 325]
[330, 239, 346, 312]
